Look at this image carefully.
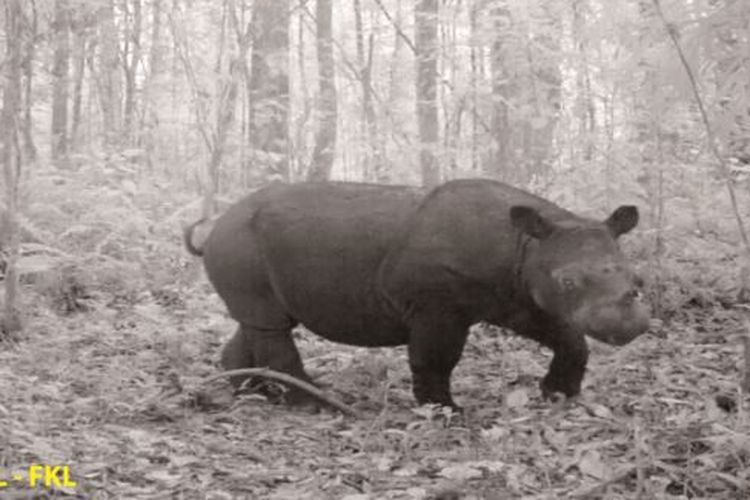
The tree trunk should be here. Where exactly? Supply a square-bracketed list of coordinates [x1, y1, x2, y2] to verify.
[291, 0, 311, 181]
[2, 0, 24, 336]
[149, 0, 164, 73]
[487, 3, 511, 180]
[573, 0, 594, 162]
[203, 0, 252, 215]
[98, 0, 122, 147]
[353, 0, 365, 174]
[140, 0, 163, 169]
[307, 0, 337, 181]
[51, 0, 70, 161]
[248, 0, 291, 181]
[21, 0, 37, 160]
[70, 15, 88, 149]
[123, 0, 143, 144]
[415, 0, 440, 188]
[388, 0, 403, 109]
[442, 1, 462, 177]
[524, 2, 561, 180]
[469, 1, 478, 173]
[354, 0, 382, 181]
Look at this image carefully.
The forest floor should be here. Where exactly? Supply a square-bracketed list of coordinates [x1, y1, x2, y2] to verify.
[0, 279, 748, 499]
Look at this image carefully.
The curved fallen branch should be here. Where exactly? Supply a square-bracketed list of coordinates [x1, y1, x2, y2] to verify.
[202, 367, 361, 418]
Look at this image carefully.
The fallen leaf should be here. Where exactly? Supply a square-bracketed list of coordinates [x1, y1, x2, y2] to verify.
[405, 486, 428, 498]
[439, 464, 483, 480]
[589, 403, 613, 419]
[505, 389, 529, 409]
[481, 425, 509, 442]
[394, 463, 420, 477]
[578, 450, 610, 480]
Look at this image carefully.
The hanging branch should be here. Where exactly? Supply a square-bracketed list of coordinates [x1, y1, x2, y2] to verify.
[652, 0, 750, 256]
[372, 0, 417, 54]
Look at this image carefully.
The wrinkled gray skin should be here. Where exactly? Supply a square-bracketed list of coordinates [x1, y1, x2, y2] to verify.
[186, 179, 650, 408]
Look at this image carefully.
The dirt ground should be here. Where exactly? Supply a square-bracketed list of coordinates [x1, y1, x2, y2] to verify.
[0, 288, 747, 499]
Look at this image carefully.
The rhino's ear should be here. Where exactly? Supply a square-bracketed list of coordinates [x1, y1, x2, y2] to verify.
[510, 206, 556, 240]
[606, 205, 639, 237]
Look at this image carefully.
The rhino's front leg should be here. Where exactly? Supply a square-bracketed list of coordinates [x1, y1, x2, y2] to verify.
[514, 315, 590, 399]
[539, 330, 589, 399]
[406, 303, 471, 409]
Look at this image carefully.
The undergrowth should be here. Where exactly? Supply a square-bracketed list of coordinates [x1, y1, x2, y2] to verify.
[0, 159, 747, 498]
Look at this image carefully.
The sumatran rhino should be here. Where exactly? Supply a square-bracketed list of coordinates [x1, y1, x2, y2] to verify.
[185, 179, 650, 409]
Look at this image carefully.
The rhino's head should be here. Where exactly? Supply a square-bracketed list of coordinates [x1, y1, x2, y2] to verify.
[511, 205, 650, 345]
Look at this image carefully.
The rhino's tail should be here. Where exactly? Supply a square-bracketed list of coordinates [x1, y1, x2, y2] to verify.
[183, 219, 206, 256]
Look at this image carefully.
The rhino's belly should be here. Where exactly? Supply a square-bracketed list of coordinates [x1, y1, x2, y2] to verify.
[303, 319, 410, 347]
[286, 294, 408, 347]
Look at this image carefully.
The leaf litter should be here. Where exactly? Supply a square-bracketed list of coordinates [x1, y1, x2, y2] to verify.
[0, 291, 748, 499]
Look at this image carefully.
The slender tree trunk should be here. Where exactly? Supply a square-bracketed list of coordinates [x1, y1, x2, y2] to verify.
[85, 35, 96, 147]
[631, 0, 661, 308]
[21, 0, 37, 160]
[573, 0, 594, 162]
[122, 0, 132, 131]
[2, 0, 24, 335]
[442, 1, 461, 177]
[169, 4, 216, 185]
[487, 3, 511, 180]
[170, 0, 181, 168]
[238, 0, 249, 186]
[388, 0, 403, 108]
[634, 0, 657, 190]
[248, 0, 291, 180]
[203, 0, 252, 215]
[70, 18, 88, 149]
[98, 0, 122, 147]
[469, 1, 478, 173]
[123, 0, 143, 144]
[415, 0, 439, 188]
[524, 2, 561, 180]
[307, 0, 337, 181]
[51, 0, 70, 161]
[354, 0, 382, 181]
[291, 0, 311, 181]
[140, 0, 163, 169]
[149, 0, 164, 74]
[353, 0, 365, 174]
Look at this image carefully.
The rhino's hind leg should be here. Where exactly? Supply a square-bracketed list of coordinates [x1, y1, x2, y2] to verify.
[221, 325, 256, 387]
[217, 284, 317, 405]
[222, 323, 317, 406]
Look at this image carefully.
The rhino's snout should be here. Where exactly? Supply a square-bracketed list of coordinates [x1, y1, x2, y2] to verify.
[573, 297, 650, 346]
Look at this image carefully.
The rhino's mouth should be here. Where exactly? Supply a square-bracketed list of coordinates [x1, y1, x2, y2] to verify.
[571, 301, 651, 346]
